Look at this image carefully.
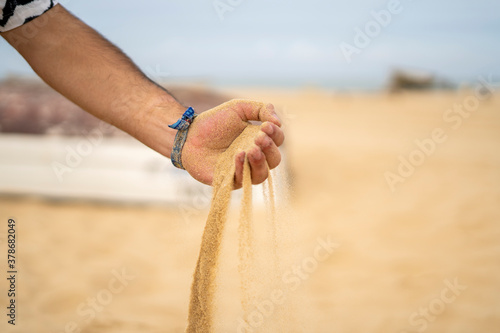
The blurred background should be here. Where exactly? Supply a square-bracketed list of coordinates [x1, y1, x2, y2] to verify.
[1, 0, 499, 332]
[1, 0, 499, 88]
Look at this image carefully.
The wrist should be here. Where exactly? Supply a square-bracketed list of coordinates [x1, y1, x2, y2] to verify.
[130, 91, 186, 159]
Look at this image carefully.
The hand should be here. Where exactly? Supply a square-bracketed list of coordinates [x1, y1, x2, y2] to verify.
[181, 99, 284, 188]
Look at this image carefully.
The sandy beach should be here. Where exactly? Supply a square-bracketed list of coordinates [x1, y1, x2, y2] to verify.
[1, 87, 499, 332]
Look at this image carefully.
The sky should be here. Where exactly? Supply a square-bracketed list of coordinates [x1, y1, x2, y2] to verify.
[1, 0, 499, 89]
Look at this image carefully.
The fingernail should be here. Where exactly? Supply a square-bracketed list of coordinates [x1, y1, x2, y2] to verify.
[238, 151, 245, 163]
[252, 148, 263, 161]
[272, 113, 281, 125]
[262, 134, 272, 148]
[256, 131, 271, 148]
[257, 131, 267, 142]
[262, 122, 274, 135]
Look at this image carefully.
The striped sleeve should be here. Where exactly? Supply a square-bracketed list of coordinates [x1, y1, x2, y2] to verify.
[0, 0, 58, 32]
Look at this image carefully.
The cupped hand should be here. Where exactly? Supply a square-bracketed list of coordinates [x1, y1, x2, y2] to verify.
[181, 99, 284, 188]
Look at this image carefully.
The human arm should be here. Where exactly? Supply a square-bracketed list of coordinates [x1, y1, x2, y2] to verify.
[0, 4, 284, 187]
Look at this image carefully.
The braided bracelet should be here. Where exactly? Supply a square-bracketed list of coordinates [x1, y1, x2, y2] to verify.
[168, 107, 197, 169]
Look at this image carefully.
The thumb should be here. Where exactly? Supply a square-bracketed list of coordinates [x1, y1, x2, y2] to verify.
[235, 100, 281, 127]
[258, 103, 282, 127]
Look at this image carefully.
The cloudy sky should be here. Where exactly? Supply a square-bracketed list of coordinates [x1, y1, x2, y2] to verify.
[1, 0, 499, 89]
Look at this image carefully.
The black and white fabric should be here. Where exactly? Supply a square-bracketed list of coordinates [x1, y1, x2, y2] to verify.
[0, 0, 58, 32]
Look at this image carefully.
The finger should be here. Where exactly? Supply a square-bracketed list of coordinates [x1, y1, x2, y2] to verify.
[233, 151, 245, 189]
[258, 103, 282, 127]
[255, 131, 281, 170]
[247, 145, 269, 185]
[259, 141, 281, 170]
[234, 100, 282, 127]
[261, 121, 285, 147]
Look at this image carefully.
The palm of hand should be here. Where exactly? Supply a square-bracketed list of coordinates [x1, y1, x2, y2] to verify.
[182, 103, 249, 185]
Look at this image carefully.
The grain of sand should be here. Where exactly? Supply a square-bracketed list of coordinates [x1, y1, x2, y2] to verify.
[186, 124, 275, 332]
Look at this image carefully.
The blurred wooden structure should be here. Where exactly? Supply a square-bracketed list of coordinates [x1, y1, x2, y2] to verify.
[388, 69, 455, 92]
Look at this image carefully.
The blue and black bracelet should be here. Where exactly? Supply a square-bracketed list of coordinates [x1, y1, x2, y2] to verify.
[168, 107, 197, 169]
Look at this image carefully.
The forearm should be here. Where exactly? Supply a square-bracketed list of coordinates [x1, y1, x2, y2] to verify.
[1, 4, 184, 158]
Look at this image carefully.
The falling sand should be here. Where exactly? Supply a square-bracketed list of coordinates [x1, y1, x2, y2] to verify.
[186, 124, 282, 332]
